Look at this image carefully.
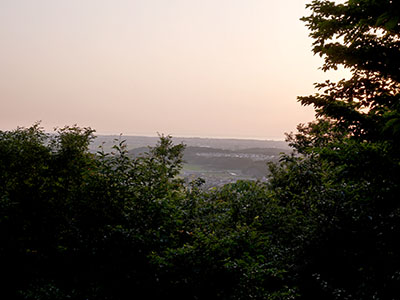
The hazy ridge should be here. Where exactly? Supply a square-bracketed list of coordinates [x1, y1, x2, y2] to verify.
[90, 134, 290, 153]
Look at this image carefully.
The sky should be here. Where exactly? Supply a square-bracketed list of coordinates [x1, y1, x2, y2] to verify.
[0, 0, 349, 140]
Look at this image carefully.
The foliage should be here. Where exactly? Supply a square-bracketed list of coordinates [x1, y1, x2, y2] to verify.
[266, 0, 400, 299]
[2, 1, 400, 299]
[0, 125, 303, 299]
[0, 125, 187, 299]
[151, 179, 305, 299]
[0, 124, 318, 299]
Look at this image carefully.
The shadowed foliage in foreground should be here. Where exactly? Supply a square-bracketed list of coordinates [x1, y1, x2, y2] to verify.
[1, 0, 400, 299]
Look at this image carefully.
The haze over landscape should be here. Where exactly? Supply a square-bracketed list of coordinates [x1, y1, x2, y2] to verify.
[0, 0, 348, 139]
[3, 0, 400, 298]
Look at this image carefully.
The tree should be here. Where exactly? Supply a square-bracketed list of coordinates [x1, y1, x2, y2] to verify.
[0, 125, 187, 299]
[274, 1, 400, 299]
[0, 125, 305, 299]
[299, 0, 400, 145]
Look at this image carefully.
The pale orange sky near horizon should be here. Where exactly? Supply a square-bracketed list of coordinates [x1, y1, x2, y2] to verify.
[0, 0, 349, 140]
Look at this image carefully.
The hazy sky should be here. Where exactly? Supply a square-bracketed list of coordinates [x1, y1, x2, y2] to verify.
[0, 0, 348, 139]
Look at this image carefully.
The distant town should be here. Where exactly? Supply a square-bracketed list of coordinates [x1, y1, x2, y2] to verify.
[91, 135, 291, 188]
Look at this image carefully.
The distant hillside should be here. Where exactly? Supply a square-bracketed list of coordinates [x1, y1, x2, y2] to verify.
[96, 135, 291, 187]
[128, 146, 290, 185]
[90, 134, 289, 153]
[129, 146, 288, 164]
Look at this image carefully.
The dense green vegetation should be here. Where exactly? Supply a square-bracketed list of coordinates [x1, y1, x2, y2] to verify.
[0, 125, 297, 299]
[1, 0, 399, 299]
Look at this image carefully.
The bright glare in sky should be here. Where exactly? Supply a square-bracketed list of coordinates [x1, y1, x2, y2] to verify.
[0, 0, 349, 140]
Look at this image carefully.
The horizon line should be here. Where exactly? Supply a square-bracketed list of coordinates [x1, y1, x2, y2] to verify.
[93, 132, 287, 142]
